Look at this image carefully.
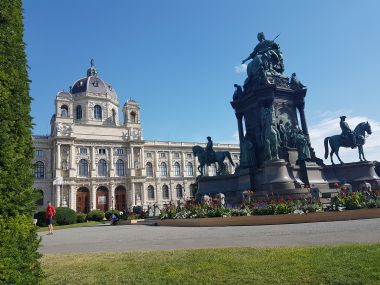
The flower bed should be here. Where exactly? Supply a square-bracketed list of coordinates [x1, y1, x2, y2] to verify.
[159, 190, 380, 220]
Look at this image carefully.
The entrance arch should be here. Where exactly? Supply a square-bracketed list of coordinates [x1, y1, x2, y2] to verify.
[76, 187, 90, 213]
[115, 185, 127, 211]
[96, 186, 109, 212]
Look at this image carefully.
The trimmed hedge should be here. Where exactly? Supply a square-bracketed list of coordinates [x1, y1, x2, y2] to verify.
[76, 213, 87, 223]
[54, 207, 77, 225]
[34, 210, 47, 227]
[87, 210, 105, 221]
[105, 210, 122, 220]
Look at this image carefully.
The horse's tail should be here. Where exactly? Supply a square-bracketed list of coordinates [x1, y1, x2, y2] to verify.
[225, 151, 235, 166]
[324, 137, 330, 159]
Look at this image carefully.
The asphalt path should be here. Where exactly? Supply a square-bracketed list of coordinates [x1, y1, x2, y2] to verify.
[39, 218, 380, 254]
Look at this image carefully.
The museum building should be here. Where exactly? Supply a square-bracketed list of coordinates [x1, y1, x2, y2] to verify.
[32, 63, 240, 213]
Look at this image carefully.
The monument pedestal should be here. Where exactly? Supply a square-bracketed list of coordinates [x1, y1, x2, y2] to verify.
[323, 161, 380, 191]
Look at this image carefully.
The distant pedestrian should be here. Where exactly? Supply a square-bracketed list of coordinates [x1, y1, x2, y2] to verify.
[46, 201, 56, 235]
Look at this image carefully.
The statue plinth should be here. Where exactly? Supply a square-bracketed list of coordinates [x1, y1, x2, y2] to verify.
[323, 161, 380, 190]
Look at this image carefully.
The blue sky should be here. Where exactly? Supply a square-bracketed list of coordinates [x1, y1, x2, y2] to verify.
[23, 0, 380, 162]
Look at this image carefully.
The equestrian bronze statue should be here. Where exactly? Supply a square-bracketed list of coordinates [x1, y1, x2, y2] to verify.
[324, 118, 372, 164]
[192, 137, 234, 176]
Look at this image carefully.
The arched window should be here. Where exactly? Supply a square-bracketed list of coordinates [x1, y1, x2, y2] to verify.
[187, 162, 193, 176]
[174, 162, 181, 176]
[78, 159, 89, 177]
[116, 159, 125, 176]
[76, 105, 82, 120]
[160, 162, 167, 177]
[146, 162, 153, 177]
[98, 159, 107, 176]
[147, 185, 155, 200]
[94, 105, 102, 119]
[60, 105, 68, 117]
[36, 189, 44, 206]
[112, 109, 116, 123]
[130, 111, 136, 123]
[34, 161, 45, 178]
[162, 185, 169, 200]
[176, 184, 183, 199]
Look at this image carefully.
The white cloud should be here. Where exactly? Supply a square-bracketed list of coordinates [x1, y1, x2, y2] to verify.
[234, 64, 247, 74]
[309, 115, 380, 164]
[220, 130, 239, 144]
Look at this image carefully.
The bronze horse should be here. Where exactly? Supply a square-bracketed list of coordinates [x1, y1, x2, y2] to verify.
[324, 121, 372, 164]
[192, 145, 234, 176]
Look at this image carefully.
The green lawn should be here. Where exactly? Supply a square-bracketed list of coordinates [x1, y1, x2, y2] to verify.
[41, 244, 380, 285]
[37, 221, 101, 232]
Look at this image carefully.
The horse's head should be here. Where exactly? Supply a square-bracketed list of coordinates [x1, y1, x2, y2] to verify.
[365, 121, 372, 135]
[355, 121, 372, 135]
[192, 145, 203, 157]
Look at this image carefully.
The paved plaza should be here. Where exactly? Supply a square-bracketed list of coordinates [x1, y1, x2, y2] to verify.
[39, 218, 380, 254]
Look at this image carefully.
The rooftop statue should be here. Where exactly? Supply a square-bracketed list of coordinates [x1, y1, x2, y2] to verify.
[232, 84, 244, 100]
[324, 118, 372, 164]
[242, 32, 285, 87]
[290, 73, 306, 90]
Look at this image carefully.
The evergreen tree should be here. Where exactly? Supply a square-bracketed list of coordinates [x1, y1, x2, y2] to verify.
[0, 1, 42, 283]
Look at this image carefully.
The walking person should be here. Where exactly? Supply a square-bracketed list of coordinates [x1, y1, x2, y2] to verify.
[46, 201, 55, 235]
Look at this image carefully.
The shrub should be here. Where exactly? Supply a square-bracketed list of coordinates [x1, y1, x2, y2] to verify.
[76, 213, 87, 223]
[87, 210, 105, 221]
[105, 210, 122, 220]
[34, 210, 47, 227]
[54, 207, 77, 225]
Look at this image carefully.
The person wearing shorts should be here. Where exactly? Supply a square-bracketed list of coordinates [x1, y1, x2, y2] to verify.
[45, 201, 55, 235]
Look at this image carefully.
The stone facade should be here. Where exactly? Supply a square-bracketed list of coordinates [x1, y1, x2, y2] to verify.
[33, 64, 239, 212]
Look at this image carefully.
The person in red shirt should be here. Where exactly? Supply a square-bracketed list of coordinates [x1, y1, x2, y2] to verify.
[45, 202, 56, 235]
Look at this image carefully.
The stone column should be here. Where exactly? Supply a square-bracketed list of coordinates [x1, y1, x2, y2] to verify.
[55, 185, 61, 207]
[69, 185, 76, 211]
[70, 144, 75, 169]
[91, 147, 96, 171]
[131, 182, 135, 206]
[297, 104, 310, 142]
[140, 147, 145, 168]
[109, 147, 114, 170]
[168, 151, 173, 177]
[91, 184, 97, 210]
[236, 113, 244, 144]
[131, 146, 134, 168]
[154, 151, 159, 176]
[56, 143, 61, 169]
[109, 183, 115, 210]
[181, 152, 186, 176]
[141, 182, 146, 205]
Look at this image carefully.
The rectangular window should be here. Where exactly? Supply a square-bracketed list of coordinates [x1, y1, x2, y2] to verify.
[146, 152, 152, 158]
[116, 148, 124, 155]
[98, 148, 106, 155]
[160, 152, 166, 158]
[174, 152, 180, 158]
[80, 148, 88, 155]
[187, 153, 192, 159]
[35, 149, 44, 157]
[233, 154, 239, 159]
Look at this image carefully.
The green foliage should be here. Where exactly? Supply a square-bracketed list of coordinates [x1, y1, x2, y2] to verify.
[0, 215, 42, 284]
[87, 210, 105, 221]
[54, 207, 77, 225]
[105, 210, 121, 220]
[76, 213, 87, 223]
[0, 0, 42, 283]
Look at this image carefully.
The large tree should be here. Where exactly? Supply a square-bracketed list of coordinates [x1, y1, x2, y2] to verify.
[0, 1, 42, 284]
